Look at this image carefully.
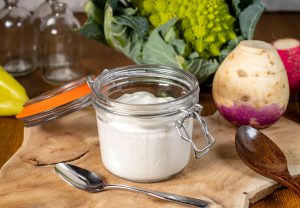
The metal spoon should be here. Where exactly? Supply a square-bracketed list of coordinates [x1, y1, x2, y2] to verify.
[235, 126, 300, 197]
[54, 163, 210, 207]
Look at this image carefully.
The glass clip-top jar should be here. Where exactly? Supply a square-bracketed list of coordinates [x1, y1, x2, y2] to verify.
[39, 2, 82, 85]
[87, 65, 214, 182]
[0, 0, 37, 76]
[16, 65, 215, 182]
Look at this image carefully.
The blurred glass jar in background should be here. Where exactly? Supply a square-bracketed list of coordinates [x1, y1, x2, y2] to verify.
[40, 2, 83, 85]
[33, 0, 73, 24]
[32, 0, 73, 67]
[32, 0, 58, 66]
[0, 0, 37, 76]
[33, 0, 58, 20]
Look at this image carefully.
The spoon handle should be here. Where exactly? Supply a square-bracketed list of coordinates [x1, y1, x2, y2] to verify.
[284, 177, 300, 197]
[104, 184, 210, 207]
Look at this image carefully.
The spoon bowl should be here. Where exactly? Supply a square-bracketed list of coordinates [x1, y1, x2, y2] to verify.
[235, 126, 300, 197]
[54, 163, 104, 192]
[54, 163, 210, 207]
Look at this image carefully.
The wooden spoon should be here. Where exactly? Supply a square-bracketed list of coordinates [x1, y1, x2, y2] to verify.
[235, 125, 300, 197]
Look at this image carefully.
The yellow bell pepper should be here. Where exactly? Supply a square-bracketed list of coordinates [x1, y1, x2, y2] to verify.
[0, 66, 29, 116]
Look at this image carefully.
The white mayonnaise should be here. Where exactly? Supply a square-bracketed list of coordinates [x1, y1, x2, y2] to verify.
[96, 91, 193, 182]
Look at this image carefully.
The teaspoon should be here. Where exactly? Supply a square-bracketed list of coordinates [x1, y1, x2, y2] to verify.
[235, 126, 300, 197]
[54, 163, 210, 207]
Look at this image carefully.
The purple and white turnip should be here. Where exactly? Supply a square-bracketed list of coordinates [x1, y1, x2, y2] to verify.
[212, 40, 289, 129]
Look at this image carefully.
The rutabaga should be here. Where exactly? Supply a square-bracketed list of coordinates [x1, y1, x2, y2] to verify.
[212, 40, 289, 129]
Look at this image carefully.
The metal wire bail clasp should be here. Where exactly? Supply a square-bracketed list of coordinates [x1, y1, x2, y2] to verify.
[86, 75, 94, 88]
[175, 104, 215, 159]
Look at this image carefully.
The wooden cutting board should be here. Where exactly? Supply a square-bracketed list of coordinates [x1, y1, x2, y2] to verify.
[0, 108, 299, 208]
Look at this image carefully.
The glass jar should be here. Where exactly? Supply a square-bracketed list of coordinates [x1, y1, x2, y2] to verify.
[40, 2, 82, 85]
[16, 64, 214, 183]
[87, 65, 214, 182]
[33, 0, 58, 21]
[32, 0, 58, 67]
[33, 0, 73, 23]
[0, 0, 37, 76]
[32, 0, 74, 67]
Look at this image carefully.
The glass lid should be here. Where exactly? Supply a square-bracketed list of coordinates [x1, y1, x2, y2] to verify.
[16, 76, 93, 127]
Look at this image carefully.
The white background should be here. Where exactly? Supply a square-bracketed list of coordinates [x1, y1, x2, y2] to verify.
[0, 0, 300, 12]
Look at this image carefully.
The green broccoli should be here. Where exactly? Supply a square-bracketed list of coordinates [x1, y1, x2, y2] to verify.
[131, 0, 237, 59]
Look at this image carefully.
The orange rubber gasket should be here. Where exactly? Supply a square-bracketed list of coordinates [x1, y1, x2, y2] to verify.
[16, 83, 91, 119]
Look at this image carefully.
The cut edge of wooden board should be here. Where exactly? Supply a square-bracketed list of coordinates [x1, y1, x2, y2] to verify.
[0, 126, 32, 173]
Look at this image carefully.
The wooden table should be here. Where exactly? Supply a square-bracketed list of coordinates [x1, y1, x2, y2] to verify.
[1, 12, 300, 207]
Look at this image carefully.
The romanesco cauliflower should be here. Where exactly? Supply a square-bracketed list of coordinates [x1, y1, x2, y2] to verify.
[131, 0, 237, 59]
[79, 0, 265, 84]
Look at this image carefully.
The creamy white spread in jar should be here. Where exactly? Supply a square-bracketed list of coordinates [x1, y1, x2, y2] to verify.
[96, 91, 193, 182]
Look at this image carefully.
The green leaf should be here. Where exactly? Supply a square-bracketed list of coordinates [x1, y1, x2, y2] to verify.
[170, 39, 186, 55]
[189, 52, 200, 59]
[230, 0, 260, 16]
[122, 7, 138, 16]
[239, 0, 262, 10]
[239, 1, 265, 39]
[107, 0, 119, 11]
[157, 18, 177, 38]
[143, 18, 185, 68]
[77, 17, 105, 41]
[122, 32, 144, 63]
[104, 5, 114, 46]
[104, 5, 128, 50]
[231, 0, 241, 16]
[84, 0, 104, 24]
[114, 15, 149, 39]
[142, 19, 185, 67]
[143, 29, 180, 67]
[91, 0, 107, 10]
[103, 0, 148, 55]
[185, 58, 219, 83]
[101, 4, 143, 62]
[164, 28, 176, 43]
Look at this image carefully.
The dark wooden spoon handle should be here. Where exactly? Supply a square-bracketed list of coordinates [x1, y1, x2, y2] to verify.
[282, 177, 300, 197]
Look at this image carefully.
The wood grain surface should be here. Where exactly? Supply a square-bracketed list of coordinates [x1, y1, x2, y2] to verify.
[1, 110, 300, 208]
[0, 12, 300, 207]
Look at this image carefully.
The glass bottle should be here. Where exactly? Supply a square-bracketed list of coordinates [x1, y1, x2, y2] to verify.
[40, 2, 83, 85]
[32, 0, 58, 21]
[32, 0, 73, 27]
[32, 0, 74, 68]
[33, 0, 73, 20]
[0, 0, 37, 76]
[32, 0, 57, 68]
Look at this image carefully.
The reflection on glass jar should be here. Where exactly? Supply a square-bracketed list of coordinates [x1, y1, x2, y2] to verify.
[40, 2, 83, 85]
[0, 0, 37, 76]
